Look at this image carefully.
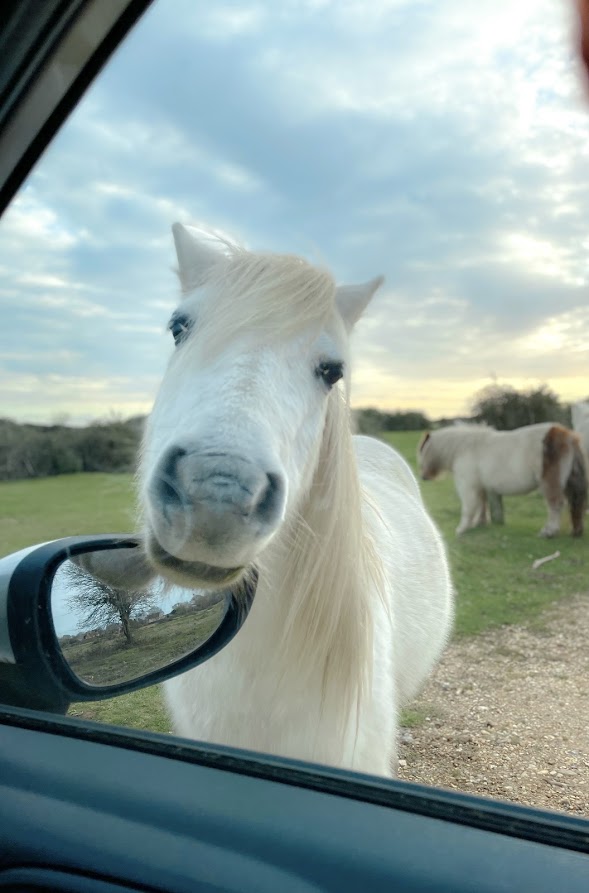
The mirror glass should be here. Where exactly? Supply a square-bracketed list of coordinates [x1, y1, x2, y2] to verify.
[50, 546, 228, 687]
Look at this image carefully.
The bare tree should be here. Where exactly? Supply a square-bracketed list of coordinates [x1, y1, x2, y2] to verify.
[65, 562, 157, 645]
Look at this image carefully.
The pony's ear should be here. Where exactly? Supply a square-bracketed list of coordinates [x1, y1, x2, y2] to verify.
[418, 431, 431, 452]
[172, 222, 228, 294]
[335, 275, 384, 329]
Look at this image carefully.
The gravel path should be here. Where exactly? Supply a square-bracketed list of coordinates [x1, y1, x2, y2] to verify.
[397, 593, 589, 817]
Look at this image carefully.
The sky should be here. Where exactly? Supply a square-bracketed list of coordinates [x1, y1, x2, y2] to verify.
[1, 0, 588, 423]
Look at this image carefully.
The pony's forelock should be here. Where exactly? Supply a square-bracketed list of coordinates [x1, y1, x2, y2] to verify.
[181, 245, 338, 358]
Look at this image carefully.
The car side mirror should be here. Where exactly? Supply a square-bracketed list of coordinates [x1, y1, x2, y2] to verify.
[0, 534, 256, 714]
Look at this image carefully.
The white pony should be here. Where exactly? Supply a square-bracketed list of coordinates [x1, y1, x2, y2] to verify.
[417, 422, 587, 538]
[571, 400, 589, 457]
[112, 224, 453, 777]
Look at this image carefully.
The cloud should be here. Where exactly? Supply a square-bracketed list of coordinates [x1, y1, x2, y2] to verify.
[1, 0, 589, 424]
[0, 370, 158, 424]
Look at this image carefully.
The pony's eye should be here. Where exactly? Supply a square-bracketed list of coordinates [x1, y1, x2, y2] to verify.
[169, 314, 191, 346]
[315, 361, 344, 389]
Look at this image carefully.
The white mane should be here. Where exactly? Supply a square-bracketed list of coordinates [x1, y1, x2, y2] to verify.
[267, 386, 383, 745]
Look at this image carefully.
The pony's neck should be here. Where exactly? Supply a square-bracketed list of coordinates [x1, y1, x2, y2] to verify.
[260, 390, 377, 739]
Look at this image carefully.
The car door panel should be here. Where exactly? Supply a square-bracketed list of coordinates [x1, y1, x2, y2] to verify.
[0, 719, 588, 893]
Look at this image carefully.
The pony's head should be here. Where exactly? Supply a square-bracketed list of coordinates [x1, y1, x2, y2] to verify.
[417, 430, 441, 480]
[139, 223, 383, 588]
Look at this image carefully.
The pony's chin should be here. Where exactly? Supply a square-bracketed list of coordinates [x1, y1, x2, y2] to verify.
[146, 534, 245, 590]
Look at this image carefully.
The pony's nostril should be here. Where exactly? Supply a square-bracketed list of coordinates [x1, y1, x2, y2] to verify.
[151, 446, 187, 507]
[158, 477, 182, 506]
[163, 446, 187, 474]
[255, 472, 284, 522]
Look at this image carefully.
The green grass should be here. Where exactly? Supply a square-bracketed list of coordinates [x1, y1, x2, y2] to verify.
[69, 684, 170, 733]
[0, 473, 136, 557]
[1, 444, 588, 735]
[399, 705, 440, 728]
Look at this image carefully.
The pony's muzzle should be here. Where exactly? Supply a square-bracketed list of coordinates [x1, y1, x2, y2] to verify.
[147, 445, 286, 564]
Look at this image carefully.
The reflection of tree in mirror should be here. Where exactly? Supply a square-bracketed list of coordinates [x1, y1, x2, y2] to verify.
[58, 564, 228, 686]
[60, 594, 227, 687]
[65, 562, 158, 645]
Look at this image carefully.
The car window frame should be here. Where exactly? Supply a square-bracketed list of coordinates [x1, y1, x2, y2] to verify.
[0, 0, 155, 217]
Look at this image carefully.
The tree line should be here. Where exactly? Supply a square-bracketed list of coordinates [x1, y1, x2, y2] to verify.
[355, 384, 575, 436]
[0, 415, 144, 481]
[1, 383, 579, 481]
[469, 383, 573, 431]
[353, 408, 432, 435]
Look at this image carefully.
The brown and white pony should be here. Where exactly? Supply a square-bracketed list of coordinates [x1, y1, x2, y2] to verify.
[417, 422, 587, 538]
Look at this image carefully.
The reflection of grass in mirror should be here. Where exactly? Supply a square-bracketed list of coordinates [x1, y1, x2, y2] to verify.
[60, 602, 226, 686]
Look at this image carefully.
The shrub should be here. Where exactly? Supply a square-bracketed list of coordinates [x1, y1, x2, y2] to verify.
[0, 416, 143, 480]
[470, 384, 570, 430]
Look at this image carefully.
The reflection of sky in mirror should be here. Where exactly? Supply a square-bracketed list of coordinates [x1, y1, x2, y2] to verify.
[1, 0, 588, 422]
[51, 560, 195, 636]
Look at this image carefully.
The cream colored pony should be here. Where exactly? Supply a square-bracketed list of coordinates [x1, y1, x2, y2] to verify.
[418, 422, 587, 538]
[121, 223, 453, 778]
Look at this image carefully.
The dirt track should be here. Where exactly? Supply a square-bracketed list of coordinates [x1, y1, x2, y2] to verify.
[397, 593, 589, 817]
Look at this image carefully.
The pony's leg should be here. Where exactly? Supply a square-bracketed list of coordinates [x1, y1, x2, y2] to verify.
[538, 479, 564, 537]
[349, 717, 397, 779]
[454, 477, 485, 535]
[539, 430, 570, 537]
[562, 438, 587, 536]
[347, 742, 395, 779]
[473, 491, 489, 527]
[487, 490, 504, 525]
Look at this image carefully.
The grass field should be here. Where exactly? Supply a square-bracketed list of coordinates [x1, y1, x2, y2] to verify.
[1, 431, 587, 734]
[0, 472, 136, 556]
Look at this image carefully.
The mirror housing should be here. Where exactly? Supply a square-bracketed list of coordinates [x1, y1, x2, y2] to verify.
[0, 534, 255, 714]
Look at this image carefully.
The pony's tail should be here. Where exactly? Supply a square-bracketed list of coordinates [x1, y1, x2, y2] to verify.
[565, 433, 588, 537]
